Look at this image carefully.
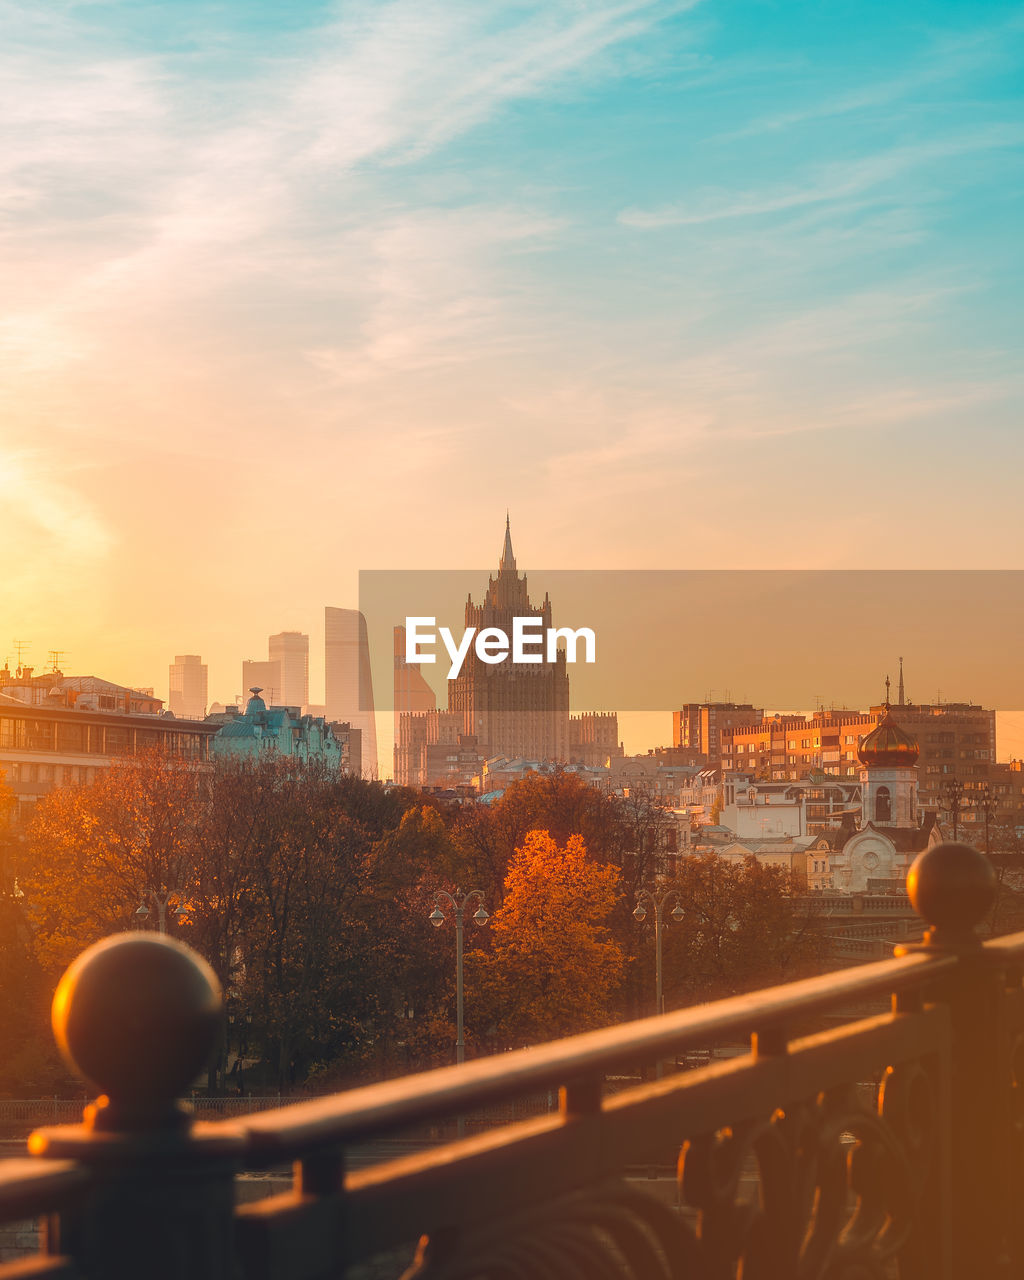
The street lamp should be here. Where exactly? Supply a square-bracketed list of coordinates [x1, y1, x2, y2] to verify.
[976, 782, 997, 855]
[633, 888, 684, 1018]
[135, 887, 188, 935]
[942, 778, 964, 841]
[635, 887, 684, 1080]
[430, 889, 489, 1066]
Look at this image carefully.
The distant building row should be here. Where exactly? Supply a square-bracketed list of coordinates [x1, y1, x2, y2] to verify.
[166, 613, 377, 776]
[0, 664, 362, 822]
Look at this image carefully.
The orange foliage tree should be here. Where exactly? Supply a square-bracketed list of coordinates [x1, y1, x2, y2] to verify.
[0, 768, 66, 1092]
[17, 750, 202, 975]
[467, 829, 625, 1048]
[17, 753, 460, 1090]
[652, 853, 827, 1008]
[449, 770, 626, 906]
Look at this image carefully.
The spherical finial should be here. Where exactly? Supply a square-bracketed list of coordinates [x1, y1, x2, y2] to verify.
[907, 842, 997, 944]
[52, 935, 222, 1122]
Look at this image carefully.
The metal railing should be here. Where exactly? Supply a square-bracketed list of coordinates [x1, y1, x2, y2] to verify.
[0, 839, 1020, 1278]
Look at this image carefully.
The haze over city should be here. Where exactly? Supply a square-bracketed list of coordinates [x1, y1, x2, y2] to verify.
[2, 7, 1024, 1272]
[3, 0, 1023, 716]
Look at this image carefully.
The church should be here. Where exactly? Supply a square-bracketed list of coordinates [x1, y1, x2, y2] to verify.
[828, 703, 942, 891]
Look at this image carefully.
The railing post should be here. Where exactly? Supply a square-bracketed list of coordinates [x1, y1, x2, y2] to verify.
[901, 840, 1010, 1278]
[27, 934, 244, 1280]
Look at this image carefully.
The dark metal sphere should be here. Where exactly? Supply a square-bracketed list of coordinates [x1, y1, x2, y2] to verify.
[907, 842, 997, 940]
[52, 934, 222, 1106]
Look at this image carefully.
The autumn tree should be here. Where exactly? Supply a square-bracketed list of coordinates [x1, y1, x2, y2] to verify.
[18, 750, 203, 975]
[985, 825, 1024, 937]
[612, 783, 678, 898]
[449, 770, 624, 905]
[466, 830, 625, 1047]
[17, 751, 446, 1089]
[0, 768, 63, 1092]
[652, 853, 826, 1008]
[191, 761, 442, 1089]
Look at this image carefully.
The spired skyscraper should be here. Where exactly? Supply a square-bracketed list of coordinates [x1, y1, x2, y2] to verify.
[448, 517, 570, 762]
[324, 607, 378, 777]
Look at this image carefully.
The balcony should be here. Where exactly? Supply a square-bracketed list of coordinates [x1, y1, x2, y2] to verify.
[0, 840, 1018, 1278]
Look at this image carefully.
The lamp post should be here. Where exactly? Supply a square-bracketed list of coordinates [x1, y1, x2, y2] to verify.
[942, 778, 964, 841]
[976, 782, 997, 856]
[430, 889, 489, 1065]
[633, 887, 684, 1019]
[135, 887, 188, 935]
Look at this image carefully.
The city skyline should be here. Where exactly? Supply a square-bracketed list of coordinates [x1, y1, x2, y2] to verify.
[2, 0, 1022, 714]
[10, 515, 1024, 762]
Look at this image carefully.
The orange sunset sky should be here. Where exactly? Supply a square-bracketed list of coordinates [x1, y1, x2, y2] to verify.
[2, 1, 1022, 758]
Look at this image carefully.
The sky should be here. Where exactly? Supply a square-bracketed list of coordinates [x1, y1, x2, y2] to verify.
[1, 0, 1022, 747]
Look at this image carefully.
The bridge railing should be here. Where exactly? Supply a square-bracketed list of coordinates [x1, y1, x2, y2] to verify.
[2, 840, 1022, 1279]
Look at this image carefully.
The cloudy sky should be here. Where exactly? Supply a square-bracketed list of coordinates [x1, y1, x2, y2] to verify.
[2, 0, 1022, 729]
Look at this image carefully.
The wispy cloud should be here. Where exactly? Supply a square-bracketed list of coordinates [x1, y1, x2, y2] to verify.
[306, 204, 563, 378]
[620, 126, 1024, 228]
[0, 0, 688, 418]
[721, 14, 1024, 140]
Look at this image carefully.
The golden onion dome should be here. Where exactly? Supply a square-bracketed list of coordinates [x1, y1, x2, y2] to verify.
[858, 709, 920, 768]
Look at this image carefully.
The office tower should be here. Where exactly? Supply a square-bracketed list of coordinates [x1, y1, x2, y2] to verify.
[269, 631, 309, 710]
[324, 608, 377, 777]
[168, 655, 208, 719]
[241, 659, 281, 705]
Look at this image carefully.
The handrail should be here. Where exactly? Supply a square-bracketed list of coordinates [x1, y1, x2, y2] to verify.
[0, 1159, 88, 1218]
[981, 927, 1024, 959]
[3, 838, 1016, 1280]
[237, 949, 955, 1160]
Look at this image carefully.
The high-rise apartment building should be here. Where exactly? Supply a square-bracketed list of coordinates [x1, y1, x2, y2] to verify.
[269, 631, 309, 710]
[324, 608, 377, 777]
[673, 703, 763, 760]
[882, 701, 997, 817]
[723, 709, 876, 779]
[168, 655, 208, 719]
[719, 687, 1004, 822]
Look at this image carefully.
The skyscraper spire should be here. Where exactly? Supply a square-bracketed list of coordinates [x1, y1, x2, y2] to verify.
[499, 512, 516, 573]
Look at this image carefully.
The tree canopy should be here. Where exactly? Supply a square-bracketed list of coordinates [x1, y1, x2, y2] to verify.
[467, 830, 625, 1047]
[8, 754, 837, 1094]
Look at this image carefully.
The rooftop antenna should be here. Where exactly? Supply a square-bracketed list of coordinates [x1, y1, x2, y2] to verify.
[47, 649, 66, 673]
[12, 640, 30, 676]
